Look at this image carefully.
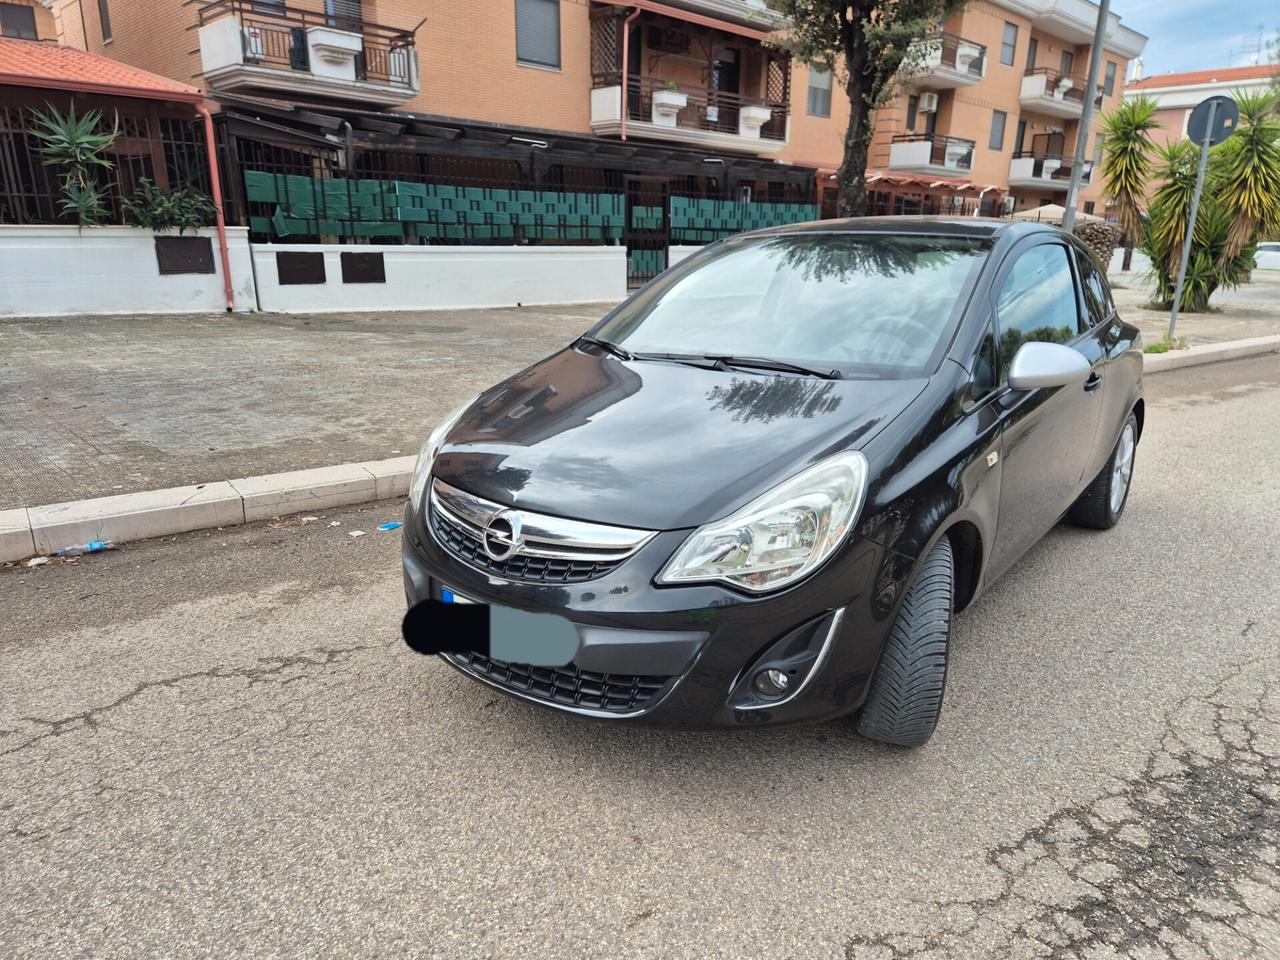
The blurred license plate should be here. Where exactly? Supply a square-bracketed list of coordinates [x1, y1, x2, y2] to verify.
[440, 586, 478, 605]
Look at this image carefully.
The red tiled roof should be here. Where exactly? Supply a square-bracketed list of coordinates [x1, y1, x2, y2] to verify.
[1126, 64, 1277, 91]
[0, 37, 202, 103]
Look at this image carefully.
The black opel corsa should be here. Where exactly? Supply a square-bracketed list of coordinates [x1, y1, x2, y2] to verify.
[402, 218, 1143, 745]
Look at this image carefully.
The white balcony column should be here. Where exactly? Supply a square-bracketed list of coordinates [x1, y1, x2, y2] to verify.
[650, 89, 688, 128]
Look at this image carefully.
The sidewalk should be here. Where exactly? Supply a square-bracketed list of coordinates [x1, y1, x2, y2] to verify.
[1108, 267, 1280, 346]
[3, 272, 1277, 514]
[0, 303, 615, 510]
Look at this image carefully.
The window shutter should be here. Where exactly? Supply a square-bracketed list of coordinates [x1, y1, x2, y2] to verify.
[516, 0, 561, 68]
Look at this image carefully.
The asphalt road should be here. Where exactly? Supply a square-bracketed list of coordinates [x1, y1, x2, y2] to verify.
[3, 357, 1279, 960]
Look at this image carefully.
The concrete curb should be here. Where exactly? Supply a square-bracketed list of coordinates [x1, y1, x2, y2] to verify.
[1144, 334, 1280, 374]
[2, 455, 417, 564]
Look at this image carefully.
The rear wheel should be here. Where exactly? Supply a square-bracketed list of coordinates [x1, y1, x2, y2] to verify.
[856, 537, 954, 748]
[1069, 412, 1137, 530]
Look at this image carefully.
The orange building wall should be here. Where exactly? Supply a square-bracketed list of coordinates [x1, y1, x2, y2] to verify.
[54, 0, 204, 84]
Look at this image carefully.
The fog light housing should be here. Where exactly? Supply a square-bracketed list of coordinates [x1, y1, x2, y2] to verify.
[754, 669, 790, 697]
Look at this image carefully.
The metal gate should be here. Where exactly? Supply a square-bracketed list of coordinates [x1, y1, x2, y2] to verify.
[625, 176, 669, 287]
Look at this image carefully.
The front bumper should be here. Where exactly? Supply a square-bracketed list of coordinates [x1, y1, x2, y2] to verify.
[402, 499, 902, 729]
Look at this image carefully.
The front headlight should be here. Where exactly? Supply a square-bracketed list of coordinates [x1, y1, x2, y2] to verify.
[408, 396, 476, 512]
[657, 451, 869, 593]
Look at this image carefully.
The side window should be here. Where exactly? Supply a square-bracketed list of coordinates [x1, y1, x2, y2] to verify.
[1074, 246, 1114, 327]
[995, 244, 1081, 377]
[970, 325, 999, 401]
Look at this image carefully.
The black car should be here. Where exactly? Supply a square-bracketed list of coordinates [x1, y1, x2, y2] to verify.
[402, 218, 1142, 745]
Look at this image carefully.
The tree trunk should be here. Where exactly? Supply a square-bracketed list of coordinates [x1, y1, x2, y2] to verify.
[836, 12, 873, 219]
[1121, 237, 1134, 271]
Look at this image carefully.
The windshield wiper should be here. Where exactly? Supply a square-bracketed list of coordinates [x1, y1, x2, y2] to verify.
[577, 335, 633, 361]
[628, 351, 723, 370]
[706, 355, 843, 380]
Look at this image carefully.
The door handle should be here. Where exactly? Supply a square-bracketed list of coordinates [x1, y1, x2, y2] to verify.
[1084, 372, 1103, 392]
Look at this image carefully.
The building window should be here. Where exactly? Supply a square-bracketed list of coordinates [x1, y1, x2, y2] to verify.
[1103, 60, 1117, 96]
[1060, 50, 1074, 75]
[1093, 132, 1105, 166]
[515, 0, 560, 68]
[1000, 23, 1018, 67]
[906, 95, 919, 132]
[97, 0, 112, 41]
[1083, 201, 1096, 215]
[807, 65, 832, 117]
[989, 110, 1007, 150]
[1015, 118, 1026, 154]
[0, 2, 38, 38]
[1026, 37, 1038, 71]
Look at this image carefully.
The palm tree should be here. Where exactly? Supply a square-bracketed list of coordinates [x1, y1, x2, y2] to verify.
[1100, 95, 1160, 271]
[1209, 89, 1280, 266]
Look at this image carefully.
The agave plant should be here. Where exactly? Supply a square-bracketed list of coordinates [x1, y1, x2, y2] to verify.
[1208, 89, 1280, 265]
[1099, 95, 1159, 269]
[1146, 139, 1203, 279]
[28, 102, 119, 226]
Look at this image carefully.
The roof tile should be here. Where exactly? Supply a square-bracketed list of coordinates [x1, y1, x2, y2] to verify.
[0, 37, 201, 102]
[1126, 64, 1277, 91]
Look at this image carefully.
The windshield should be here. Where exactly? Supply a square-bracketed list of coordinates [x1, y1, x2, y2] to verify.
[594, 233, 988, 378]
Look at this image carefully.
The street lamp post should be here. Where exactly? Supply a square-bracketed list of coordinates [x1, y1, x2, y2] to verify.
[1061, 0, 1110, 232]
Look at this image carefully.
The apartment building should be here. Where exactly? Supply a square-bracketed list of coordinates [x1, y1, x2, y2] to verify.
[1125, 63, 1277, 148]
[867, 0, 1146, 217]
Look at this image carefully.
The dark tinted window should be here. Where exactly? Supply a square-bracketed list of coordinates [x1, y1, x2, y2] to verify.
[989, 110, 1007, 151]
[597, 234, 988, 378]
[1000, 23, 1017, 66]
[807, 66, 832, 117]
[971, 326, 999, 401]
[1075, 246, 1114, 326]
[0, 2, 37, 38]
[995, 243, 1080, 375]
[516, 0, 560, 68]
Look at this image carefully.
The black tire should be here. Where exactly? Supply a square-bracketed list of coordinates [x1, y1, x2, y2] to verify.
[856, 536, 954, 747]
[1069, 412, 1138, 530]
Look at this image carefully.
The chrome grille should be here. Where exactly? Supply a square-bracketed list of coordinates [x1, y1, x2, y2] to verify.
[427, 479, 654, 584]
[445, 652, 674, 714]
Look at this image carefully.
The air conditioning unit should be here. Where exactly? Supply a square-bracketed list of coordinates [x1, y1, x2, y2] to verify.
[243, 26, 266, 62]
[918, 92, 940, 113]
[1000, 196, 1016, 214]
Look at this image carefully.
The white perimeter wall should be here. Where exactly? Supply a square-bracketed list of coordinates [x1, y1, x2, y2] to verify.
[0, 225, 255, 317]
[253, 244, 628, 312]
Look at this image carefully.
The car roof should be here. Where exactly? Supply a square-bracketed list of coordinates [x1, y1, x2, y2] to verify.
[746, 216, 1062, 241]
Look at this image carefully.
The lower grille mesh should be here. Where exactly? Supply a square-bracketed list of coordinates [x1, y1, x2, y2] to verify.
[447, 652, 674, 714]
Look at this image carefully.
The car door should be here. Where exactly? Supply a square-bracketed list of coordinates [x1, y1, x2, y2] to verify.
[1072, 241, 1131, 475]
[986, 238, 1106, 579]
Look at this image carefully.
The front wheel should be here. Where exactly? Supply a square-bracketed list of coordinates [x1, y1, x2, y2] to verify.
[1069, 412, 1138, 530]
[856, 536, 954, 747]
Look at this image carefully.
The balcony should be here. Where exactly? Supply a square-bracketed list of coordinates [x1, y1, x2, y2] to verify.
[197, 0, 419, 107]
[591, 74, 788, 156]
[908, 32, 987, 88]
[888, 134, 976, 177]
[1008, 153, 1093, 191]
[1019, 67, 1102, 120]
[588, 7, 790, 156]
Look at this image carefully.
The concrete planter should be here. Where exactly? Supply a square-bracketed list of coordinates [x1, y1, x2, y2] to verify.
[651, 89, 688, 127]
[738, 104, 774, 139]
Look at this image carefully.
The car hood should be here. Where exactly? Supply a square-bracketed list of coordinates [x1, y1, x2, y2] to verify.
[432, 347, 926, 531]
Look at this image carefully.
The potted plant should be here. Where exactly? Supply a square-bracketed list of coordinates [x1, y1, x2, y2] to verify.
[651, 79, 688, 128]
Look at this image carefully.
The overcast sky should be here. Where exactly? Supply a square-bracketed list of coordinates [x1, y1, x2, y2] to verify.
[1114, 0, 1276, 76]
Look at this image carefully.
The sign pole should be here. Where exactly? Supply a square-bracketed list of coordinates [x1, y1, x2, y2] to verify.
[1168, 99, 1218, 340]
[1062, 0, 1110, 232]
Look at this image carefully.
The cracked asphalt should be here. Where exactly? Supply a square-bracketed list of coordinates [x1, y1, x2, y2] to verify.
[2, 355, 1279, 960]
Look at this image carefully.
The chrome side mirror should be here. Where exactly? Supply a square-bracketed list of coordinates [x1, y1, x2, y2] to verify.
[1007, 342, 1091, 391]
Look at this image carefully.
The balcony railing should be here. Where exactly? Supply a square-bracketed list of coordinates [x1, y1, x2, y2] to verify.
[1022, 67, 1103, 108]
[598, 72, 789, 142]
[927, 32, 986, 77]
[890, 133, 976, 173]
[1009, 152, 1093, 187]
[197, 0, 416, 87]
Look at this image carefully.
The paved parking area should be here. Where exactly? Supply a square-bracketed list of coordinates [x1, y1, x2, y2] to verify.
[2, 357, 1278, 959]
[0, 303, 615, 510]
[1109, 267, 1280, 346]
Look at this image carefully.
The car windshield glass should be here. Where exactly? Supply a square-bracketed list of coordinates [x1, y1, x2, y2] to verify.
[595, 234, 988, 378]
